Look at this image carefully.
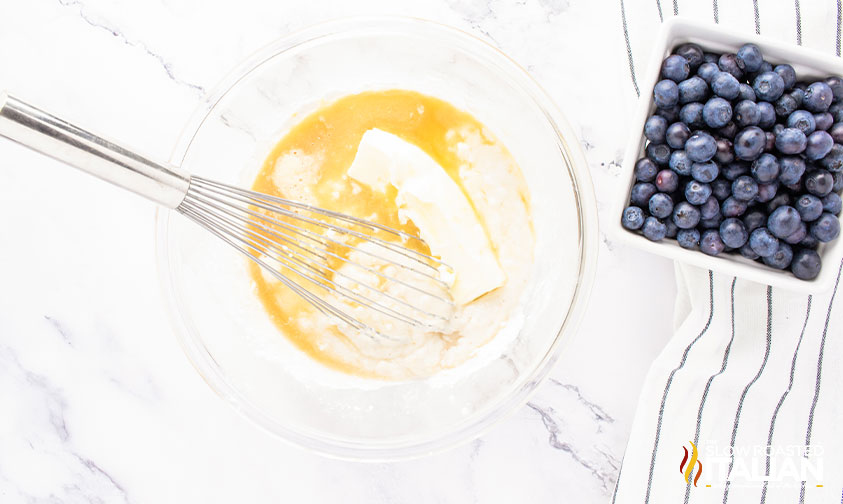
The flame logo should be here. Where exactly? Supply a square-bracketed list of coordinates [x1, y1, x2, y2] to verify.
[679, 441, 703, 487]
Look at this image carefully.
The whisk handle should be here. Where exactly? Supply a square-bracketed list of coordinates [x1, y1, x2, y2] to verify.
[0, 92, 190, 208]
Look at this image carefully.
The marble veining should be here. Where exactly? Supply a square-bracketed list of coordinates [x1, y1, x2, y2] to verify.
[0, 344, 130, 502]
[55, 0, 207, 96]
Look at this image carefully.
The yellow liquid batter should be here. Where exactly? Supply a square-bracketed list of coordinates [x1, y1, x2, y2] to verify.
[249, 89, 526, 378]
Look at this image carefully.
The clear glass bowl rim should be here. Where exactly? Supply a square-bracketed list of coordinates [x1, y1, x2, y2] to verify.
[154, 16, 599, 461]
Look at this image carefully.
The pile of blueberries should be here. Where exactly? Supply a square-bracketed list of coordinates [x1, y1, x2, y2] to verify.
[622, 42, 843, 280]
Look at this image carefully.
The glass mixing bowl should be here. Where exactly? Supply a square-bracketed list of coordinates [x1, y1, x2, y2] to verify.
[156, 17, 597, 459]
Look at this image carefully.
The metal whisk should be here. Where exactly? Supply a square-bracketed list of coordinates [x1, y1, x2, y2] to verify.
[0, 93, 454, 340]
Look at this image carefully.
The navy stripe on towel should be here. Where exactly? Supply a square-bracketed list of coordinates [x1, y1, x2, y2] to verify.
[643, 271, 715, 504]
[721, 286, 774, 503]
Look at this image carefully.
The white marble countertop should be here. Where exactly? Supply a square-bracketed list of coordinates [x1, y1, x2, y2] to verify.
[0, 0, 686, 502]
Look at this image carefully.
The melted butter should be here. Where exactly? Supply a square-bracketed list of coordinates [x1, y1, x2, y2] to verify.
[249, 90, 509, 377]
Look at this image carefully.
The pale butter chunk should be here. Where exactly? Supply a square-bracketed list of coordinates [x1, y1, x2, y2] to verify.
[347, 128, 506, 305]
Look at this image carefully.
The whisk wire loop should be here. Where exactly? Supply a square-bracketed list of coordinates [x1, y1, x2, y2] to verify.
[176, 177, 454, 339]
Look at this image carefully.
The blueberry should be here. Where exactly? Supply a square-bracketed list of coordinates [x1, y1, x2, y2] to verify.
[773, 123, 785, 136]
[673, 201, 702, 229]
[691, 160, 719, 183]
[666, 122, 691, 149]
[701, 195, 721, 219]
[740, 244, 761, 260]
[697, 62, 719, 83]
[775, 128, 807, 154]
[644, 115, 668, 143]
[714, 138, 735, 164]
[655, 169, 680, 192]
[657, 106, 681, 123]
[791, 248, 822, 280]
[712, 178, 733, 201]
[750, 153, 780, 183]
[762, 242, 794, 269]
[732, 100, 759, 128]
[789, 88, 805, 107]
[795, 194, 824, 221]
[814, 112, 833, 131]
[739, 85, 757, 103]
[757, 102, 776, 128]
[835, 172, 843, 192]
[785, 180, 803, 193]
[680, 102, 706, 128]
[779, 156, 806, 185]
[805, 131, 834, 160]
[766, 192, 792, 213]
[718, 121, 739, 139]
[768, 205, 802, 238]
[758, 61, 774, 75]
[734, 126, 766, 160]
[703, 97, 733, 128]
[732, 175, 759, 201]
[720, 162, 746, 181]
[753, 72, 785, 102]
[647, 143, 672, 165]
[774, 64, 797, 90]
[756, 181, 779, 202]
[622, 206, 645, 230]
[784, 222, 808, 244]
[718, 54, 744, 80]
[787, 110, 816, 134]
[811, 212, 841, 241]
[635, 157, 659, 182]
[704, 52, 719, 64]
[764, 132, 776, 152]
[654, 79, 680, 108]
[819, 144, 843, 172]
[685, 179, 712, 205]
[649, 192, 674, 219]
[665, 220, 679, 238]
[642, 216, 668, 241]
[630, 182, 657, 206]
[829, 123, 843, 143]
[831, 102, 843, 123]
[826, 76, 843, 102]
[775, 94, 799, 117]
[677, 228, 701, 249]
[685, 131, 718, 162]
[679, 76, 708, 104]
[805, 169, 835, 197]
[749, 227, 780, 257]
[711, 72, 741, 100]
[701, 215, 725, 229]
[801, 233, 820, 249]
[722, 196, 748, 217]
[720, 218, 749, 248]
[803, 81, 834, 112]
[743, 210, 767, 232]
[661, 54, 690, 82]
[736, 43, 763, 72]
[675, 43, 705, 70]
[700, 229, 726, 255]
[822, 192, 842, 214]
[669, 150, 693, 175]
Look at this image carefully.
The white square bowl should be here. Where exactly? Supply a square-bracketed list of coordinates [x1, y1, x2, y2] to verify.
[612, 17, 843, 294]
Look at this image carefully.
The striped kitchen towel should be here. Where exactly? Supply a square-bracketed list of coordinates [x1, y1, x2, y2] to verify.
[612, 1, 843, 502]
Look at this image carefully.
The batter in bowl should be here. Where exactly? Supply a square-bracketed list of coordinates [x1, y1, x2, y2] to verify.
[249, 90, 534, 379]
